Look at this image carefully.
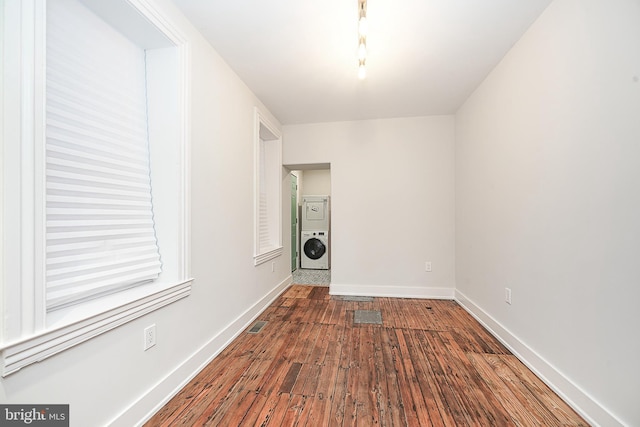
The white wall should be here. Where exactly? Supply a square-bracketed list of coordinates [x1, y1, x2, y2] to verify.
[301, 169, 331, 196]
[0, 0, 291, 425]
[455, 1, 640, 426]
[284, 116, 456, 298]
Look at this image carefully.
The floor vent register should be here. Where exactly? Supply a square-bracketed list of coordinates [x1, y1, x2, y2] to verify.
[247, 320, 268, 334]
[353, 310, 383, 325]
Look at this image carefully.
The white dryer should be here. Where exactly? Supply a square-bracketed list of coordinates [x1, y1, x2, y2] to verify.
[302, 196, 330, 231]
[301, 230, 330, 269]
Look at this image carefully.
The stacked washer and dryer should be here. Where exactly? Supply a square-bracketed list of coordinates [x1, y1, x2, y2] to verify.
[300, 195, 330, 270]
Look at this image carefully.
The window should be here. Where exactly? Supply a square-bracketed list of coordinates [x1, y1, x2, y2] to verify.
[46, 0, 162, 310]
[0, 0, 191, 376]
[254, 109, 283, 265]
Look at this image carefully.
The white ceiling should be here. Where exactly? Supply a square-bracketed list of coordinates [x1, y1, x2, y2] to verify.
[172, 0, 553, 125]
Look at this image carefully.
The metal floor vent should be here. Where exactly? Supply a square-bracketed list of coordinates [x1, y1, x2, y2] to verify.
[247, 320, 267, 334]
[334, 295, 374, 302]
[353, 310, 383, 325]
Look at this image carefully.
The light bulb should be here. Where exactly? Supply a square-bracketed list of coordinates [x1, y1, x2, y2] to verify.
[358, 41, 367, 61]
[358, 16, 368, 38]
[358, 63, 367, 80]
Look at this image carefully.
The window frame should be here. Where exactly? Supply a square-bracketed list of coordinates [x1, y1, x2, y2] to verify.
[253, 108, 283, 265]
[0, 0, 192, 376]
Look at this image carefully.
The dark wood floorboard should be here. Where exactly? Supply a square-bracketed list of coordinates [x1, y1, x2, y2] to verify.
[145, 285, 589, 427]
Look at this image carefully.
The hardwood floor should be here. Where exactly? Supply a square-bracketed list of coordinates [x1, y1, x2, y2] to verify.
[145, 285, 588, 426]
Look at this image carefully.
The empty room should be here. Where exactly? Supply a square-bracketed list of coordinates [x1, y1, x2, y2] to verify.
[1, 0, 638, 426]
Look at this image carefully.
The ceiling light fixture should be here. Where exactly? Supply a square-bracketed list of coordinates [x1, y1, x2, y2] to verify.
[358, 41, 367, 61]
[358, 62, 367, 79]
[357, 0, 367, 79]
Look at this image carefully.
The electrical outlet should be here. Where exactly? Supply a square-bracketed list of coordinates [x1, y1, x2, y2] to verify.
[505, 288, 512, 305]
[144, 324, 156, 350]
[271, 262, 275, 272]
[425, 261, 432, 272]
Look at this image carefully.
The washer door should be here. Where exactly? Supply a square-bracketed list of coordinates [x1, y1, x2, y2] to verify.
[304, 238, 326, 260]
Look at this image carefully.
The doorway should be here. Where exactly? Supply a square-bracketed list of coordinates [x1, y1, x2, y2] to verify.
[286, 164, 332, 286]
[291, 174, 298, 272]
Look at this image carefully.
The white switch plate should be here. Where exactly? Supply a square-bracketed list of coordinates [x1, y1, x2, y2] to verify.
[425, 261, 432, 272]
[505, 288, 512, 305]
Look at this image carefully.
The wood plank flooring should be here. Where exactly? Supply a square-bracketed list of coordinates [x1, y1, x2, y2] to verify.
[145, 285, 588, 426]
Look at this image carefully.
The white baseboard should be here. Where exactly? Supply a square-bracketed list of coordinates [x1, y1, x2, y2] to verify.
[109, 275, 292, 427]
[330, 283, 454, 299]
[455, 290, 624, 427]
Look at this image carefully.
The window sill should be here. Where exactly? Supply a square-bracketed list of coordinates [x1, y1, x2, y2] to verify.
[254, 247, 283, 266]
[0, 279, 192, 377]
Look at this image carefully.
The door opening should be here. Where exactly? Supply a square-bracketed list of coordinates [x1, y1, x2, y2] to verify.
[291, 174, 298, 272]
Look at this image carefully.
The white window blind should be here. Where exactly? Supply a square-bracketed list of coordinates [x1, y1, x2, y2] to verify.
[258, 138, 272, 252]
[45, 0, 162, 310]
